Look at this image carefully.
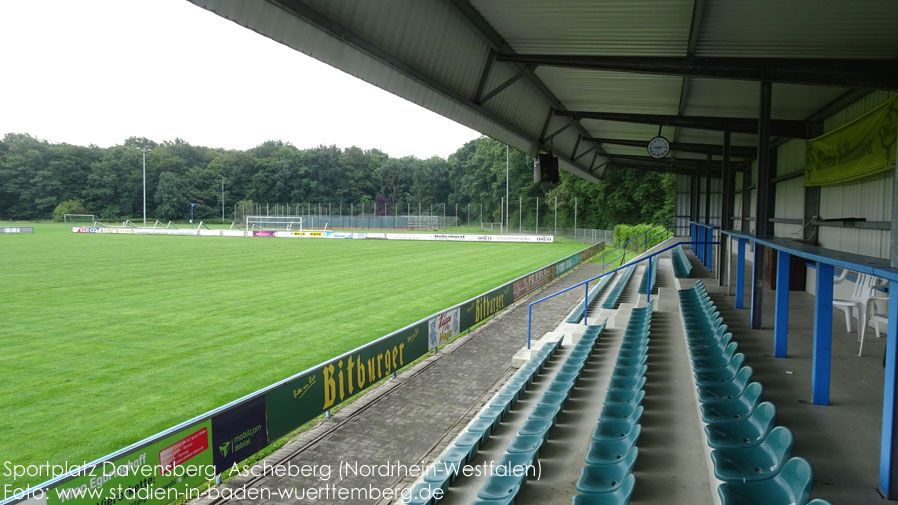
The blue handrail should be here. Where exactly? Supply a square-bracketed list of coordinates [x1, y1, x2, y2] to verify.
[526, 240, 719, 348]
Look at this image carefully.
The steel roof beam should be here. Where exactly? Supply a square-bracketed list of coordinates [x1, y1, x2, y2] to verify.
[611, 154, 725, 171]
[555, 110, 814, 138]
[449, 0, 612, 176]
[494, 54, 898, 90]
[583, 136, 756, 158]
[608, 158, 722, 178]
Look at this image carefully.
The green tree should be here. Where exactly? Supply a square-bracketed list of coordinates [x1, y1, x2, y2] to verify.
[51, 199, 88, 221]
[154, 172, 186, 220]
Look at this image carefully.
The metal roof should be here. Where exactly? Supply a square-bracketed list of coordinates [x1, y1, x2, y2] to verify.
[190, 0, 898, 182]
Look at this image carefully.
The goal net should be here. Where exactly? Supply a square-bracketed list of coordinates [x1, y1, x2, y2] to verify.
[245, 215, 303, 232]
[64, 214, 98, 225]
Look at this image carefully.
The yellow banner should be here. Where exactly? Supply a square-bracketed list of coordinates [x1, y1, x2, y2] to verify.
[805, 95, 898, 186]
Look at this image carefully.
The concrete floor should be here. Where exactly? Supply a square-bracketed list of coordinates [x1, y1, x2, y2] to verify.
[687, 247, 897, 505]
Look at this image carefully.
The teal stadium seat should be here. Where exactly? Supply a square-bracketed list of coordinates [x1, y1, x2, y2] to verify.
[717, 457, 813, 505]
[698, 367, 755, 402]
[604, 388, 645, 406]
[701, 382, 763, 423]
[705, 402, 777, 449]
[694, 353, 746, 385]
[575, 447, 638, 493]
[592, 418, 640, 441]
[711, 426, 794, 482]
[585, 425, 642, 465]
[571, 473, 636, 505]
[599, 404, 643, 423]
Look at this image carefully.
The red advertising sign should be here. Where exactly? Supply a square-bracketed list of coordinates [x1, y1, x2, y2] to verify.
[513, 266, 556, 300]
[158, 427, 209, 473]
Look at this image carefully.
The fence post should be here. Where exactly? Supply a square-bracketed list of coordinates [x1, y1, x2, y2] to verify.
[646, 258, 653, 303]
[584, 281, 589, 325]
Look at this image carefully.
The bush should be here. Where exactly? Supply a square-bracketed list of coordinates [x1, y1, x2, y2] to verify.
[613, 223, 670, 249]
[52, 199, 88, 221]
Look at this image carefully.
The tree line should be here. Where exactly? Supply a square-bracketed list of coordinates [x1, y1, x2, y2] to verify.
[0, 132, 673, 229]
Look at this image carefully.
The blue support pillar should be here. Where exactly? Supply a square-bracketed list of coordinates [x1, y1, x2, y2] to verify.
[691, 224, 695, 252]
[774, 251, 790, 358]
[707, 229, 713, 271]
[699, 227, 705, 263]
[699, 227, 704, 263]
[880, 280, 898, 497]
[812, 262, 834, 406]
[646, 259, 653, 303]
[750, 243, 760, 326]
[736, 238, 746, 309]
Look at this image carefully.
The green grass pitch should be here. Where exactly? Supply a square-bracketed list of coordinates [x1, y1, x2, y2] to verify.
[0, 223, 586, 488]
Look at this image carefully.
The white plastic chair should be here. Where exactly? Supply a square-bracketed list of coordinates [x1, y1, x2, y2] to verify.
[833, 270, 888, 356]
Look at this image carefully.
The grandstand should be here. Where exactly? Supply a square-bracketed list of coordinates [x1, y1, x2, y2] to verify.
[6, 2, 895, 505]
[168, 238, 867, 505]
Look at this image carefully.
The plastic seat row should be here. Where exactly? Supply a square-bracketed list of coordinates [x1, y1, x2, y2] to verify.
[637, 257, 657, 295]
[570, 302, 653, 505]
[601, 265, 636, 309]
[679, 281, 833, 505]
[671, 245, 692, 278]
[567, 273, 616, 323]
[467, 323, 608, 505]
[404, 338, 562, 505]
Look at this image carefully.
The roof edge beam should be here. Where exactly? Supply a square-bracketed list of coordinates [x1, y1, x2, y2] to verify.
[494, 54, 898, 89]
[556, 110, 815, 138]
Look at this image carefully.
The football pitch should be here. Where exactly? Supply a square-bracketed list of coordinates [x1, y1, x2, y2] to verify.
[0, 223, 586, 488]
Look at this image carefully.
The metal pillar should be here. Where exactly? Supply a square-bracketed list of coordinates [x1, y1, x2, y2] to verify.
[719, 130, 732, 286]
[736, 238, 746, 309]
[774, 251, 790, 358]
[741, 162, 751, 233]
[812, 262, 833, 405]
[705, 153, 712, 271]
[751, 80, 772, 330]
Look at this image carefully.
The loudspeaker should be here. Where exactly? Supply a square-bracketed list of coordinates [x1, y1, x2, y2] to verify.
[534, 154, 559, 184]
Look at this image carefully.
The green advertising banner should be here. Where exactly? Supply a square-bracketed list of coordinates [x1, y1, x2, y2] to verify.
[555, 254, 581, 277]
[265, 321, 428, 441]
[806, 95, 898, 186]
[460, 284, 513, 332]
[579, 243, 604, 262]
[48, 420, 214, 505]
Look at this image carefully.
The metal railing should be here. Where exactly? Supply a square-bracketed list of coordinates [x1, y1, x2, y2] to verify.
[526, 240, 719, 347]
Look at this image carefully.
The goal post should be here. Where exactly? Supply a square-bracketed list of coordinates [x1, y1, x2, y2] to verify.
[244, 215, 303, 232]
[64, 214, 98, 225]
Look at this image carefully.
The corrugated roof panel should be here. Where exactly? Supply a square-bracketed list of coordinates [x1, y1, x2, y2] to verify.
[683, 79, 849, 120]
[536, 68, 682, 114]
[470, 0, 694, 55]
[696, 0, 898, 58]
[675, 129, 757, 149]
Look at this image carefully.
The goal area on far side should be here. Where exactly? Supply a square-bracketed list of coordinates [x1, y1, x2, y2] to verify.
[245, 215, 304, 232]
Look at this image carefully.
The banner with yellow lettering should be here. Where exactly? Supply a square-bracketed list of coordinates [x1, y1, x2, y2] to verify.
[806, 95, 898, 186]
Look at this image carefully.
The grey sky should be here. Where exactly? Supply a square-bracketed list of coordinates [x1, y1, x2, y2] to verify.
[0, 0, 479, 158]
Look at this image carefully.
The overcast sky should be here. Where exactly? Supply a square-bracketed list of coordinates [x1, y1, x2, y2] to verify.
[0, 0, 480, 158]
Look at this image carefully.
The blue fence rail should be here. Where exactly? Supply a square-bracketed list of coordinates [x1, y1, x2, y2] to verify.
[527, 240, 719, 348]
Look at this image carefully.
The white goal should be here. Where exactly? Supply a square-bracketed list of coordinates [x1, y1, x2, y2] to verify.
[245, 215, 303, 232]
[64, 214, 98, 225]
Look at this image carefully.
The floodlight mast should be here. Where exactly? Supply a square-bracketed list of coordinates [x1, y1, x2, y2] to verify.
[139, 146, 149, 227]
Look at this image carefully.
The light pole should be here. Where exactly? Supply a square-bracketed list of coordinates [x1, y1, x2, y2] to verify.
[219, 175, 225, 223]
[139, 146, 149, 226]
